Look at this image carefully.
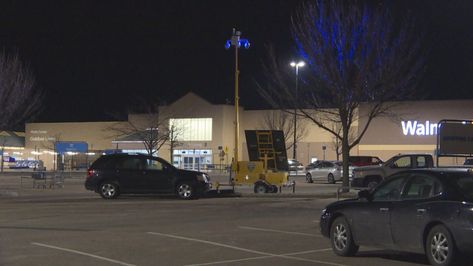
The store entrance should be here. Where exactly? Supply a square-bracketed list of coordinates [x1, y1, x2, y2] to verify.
[173, 149, 212, 171]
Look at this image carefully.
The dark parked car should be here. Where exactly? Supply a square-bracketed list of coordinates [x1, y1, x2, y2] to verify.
[85, 154, 211, 199]
[464, 158, 473, 166]
[320, 168, 473, 266]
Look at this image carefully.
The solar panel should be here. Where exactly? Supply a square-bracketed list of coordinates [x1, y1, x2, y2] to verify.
[245, 130, 289, 171]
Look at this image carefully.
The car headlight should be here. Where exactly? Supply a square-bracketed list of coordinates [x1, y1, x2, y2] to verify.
[197, 173, 210, 183]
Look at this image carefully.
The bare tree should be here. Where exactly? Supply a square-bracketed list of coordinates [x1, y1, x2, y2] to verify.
[259, 110, 307, 154]
[40, 133, 62, 171]
[330, 124, 356, 161]
[260, 0, 425, 188]
[107, 99, 170, 156]
[0, 51, 42, 130]
[167, 122, 183, 163]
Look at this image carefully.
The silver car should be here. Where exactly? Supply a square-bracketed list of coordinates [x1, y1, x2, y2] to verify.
[305, 160, 342, 184]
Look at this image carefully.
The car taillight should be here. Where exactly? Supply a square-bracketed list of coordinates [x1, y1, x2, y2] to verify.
[87, 169, 95, 178]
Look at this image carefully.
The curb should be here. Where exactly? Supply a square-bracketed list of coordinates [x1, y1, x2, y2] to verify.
[205, 191, 358, 199]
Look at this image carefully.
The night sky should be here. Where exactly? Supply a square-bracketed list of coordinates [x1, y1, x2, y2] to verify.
[0, 0, 472, 123]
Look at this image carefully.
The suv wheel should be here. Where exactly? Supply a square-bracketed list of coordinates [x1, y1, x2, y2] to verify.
[426, 225, 458, 266]
[99, 182, 119, 199]
[177, 182, 195, 200]
[306, 173, 313, 183]
[330, 216, 359, 256]
[328, 173, 336, 184]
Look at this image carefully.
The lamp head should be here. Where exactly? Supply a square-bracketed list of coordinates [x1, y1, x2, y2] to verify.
[225, 40, 232, 50]
[291, 61, 305, 68]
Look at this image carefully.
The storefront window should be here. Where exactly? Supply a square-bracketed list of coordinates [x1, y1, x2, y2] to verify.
[169, 118, 212, 141]
[172, 149, 212, 170]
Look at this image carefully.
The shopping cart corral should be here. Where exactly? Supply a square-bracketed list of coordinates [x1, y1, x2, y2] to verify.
[21, 171, 65, 189]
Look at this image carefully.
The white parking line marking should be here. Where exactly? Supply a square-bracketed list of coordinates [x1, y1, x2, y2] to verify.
[147, 232, 347, 266]
[31, 242, 136, 266]
[238, 226, 322, 237]
[185, 248, 333, 266]
[288, 248, 333, 255]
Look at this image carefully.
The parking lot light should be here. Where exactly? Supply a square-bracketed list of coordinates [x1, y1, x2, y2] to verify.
[290, 60, 305, 160]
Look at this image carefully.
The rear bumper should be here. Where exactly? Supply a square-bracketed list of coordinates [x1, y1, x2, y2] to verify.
[84, 177, 99, 191]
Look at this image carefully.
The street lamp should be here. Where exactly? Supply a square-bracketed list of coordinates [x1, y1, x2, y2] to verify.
[225, 29, 250, 169]
[290, 61, 305, 160]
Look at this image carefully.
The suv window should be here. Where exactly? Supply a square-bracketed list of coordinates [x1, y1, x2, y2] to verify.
[146, 158, 164, 171]
[455, 175, 473, 200]
[402, 174, 443, 200]
[372, 175, 407, 201]
[117, 157, 144, 170]
[91, 156, 117, 169]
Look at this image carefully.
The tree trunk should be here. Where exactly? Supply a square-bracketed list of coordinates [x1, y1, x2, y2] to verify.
[341, 114, 350, 191]
[0, 148, 3, 173]
[170, 141, 174, 165]
[336, 145, 340, 161]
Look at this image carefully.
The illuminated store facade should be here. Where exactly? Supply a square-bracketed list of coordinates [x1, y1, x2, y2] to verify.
[18, 93, 473, 171]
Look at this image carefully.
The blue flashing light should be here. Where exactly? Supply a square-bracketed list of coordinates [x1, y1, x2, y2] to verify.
[225, 39, 250, 49]
[240, 39, 250, 49]
[225, 40, 232, 50]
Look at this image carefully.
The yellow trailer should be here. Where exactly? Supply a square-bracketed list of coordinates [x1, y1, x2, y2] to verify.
[214, 130, 295, 193]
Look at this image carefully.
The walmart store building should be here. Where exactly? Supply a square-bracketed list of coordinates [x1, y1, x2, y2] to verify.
[14, 93, 473, 171]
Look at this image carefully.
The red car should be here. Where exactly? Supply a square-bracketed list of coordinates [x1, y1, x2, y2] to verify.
[349, 156, 382, 167]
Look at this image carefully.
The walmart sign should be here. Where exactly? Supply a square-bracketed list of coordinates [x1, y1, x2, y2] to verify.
[401, 121, 439, 136]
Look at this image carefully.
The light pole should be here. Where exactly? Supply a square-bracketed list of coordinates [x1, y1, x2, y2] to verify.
[290, 61, 305, 160]
[225, 29, 250, 170]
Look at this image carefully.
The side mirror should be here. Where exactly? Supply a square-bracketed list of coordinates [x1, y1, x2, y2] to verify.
[358, 189, 372, 201]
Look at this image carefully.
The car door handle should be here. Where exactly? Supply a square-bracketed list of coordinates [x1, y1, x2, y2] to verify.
[417, 208, 427, 214]
[379, 207, 389, 213]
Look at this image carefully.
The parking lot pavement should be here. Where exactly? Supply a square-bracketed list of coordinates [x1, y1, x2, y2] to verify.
[0, 172, 358, 201]
[0, 174, 430, 266]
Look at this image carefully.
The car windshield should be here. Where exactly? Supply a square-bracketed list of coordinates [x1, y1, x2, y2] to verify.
[455, 175, 473, 200]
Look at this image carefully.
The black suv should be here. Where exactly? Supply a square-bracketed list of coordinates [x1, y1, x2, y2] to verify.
[85, 154, 211, 199]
